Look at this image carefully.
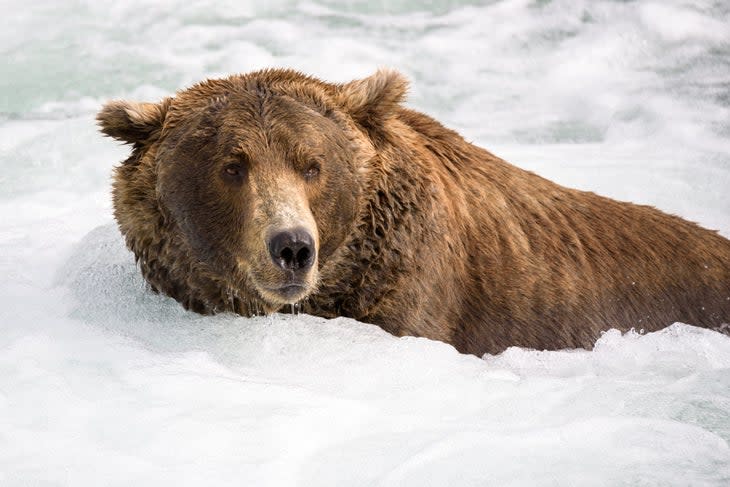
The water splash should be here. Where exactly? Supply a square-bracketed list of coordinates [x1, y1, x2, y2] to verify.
[226, 287, 236, 312]
[247, 299, 263, 317]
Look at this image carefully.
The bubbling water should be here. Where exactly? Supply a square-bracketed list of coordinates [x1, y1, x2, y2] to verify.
[1, 0, 729, 485]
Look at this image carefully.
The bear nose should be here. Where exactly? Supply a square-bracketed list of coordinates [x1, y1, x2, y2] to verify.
[267, 228, 315, 272]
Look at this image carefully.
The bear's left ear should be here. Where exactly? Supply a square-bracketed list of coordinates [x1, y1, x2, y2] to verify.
[337, 69, 409, 129]
[97, 98, 171, 145]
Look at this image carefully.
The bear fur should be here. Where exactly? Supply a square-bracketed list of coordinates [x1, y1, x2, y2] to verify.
[98, 69, 730, 356]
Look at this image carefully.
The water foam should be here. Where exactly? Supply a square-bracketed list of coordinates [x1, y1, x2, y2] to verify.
[2, 0, 729, 484]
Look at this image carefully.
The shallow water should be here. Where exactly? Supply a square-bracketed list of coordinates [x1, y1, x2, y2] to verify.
[2, 0, 730, 485]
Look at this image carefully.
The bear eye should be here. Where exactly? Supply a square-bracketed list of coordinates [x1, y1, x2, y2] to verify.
[303, 161, 320, 180]
[222, 163, 245, 181]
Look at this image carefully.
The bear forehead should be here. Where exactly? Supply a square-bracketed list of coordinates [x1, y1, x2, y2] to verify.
[160, 90, 349, 163]
[166, 86, 338, 140]
[167, 73, 336, 123]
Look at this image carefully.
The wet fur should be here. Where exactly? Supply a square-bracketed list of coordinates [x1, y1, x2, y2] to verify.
[100, 69, 730, 356]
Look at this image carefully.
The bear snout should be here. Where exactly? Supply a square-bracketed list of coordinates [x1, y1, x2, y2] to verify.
[267, 227, 316, 273]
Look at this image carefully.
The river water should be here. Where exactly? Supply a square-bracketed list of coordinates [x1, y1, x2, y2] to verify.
[1, 1, 729, 485]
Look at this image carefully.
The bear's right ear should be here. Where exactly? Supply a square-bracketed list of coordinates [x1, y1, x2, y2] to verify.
[336, 69, 409, 130]
[97, 99, 170, 144]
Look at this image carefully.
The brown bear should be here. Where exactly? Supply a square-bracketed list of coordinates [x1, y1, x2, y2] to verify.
[97, 68, 730, 356]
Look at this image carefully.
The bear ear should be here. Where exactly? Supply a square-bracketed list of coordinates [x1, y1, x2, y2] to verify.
[337, 69, 409, 129]
[97, 99, 170, 144]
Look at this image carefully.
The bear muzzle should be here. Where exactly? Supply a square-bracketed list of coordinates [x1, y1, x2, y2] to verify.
[248, 226, 319, 305]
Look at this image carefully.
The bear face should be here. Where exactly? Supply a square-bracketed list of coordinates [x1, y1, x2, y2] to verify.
[156, 89, 363, 307]
[98, 70, 406, 315]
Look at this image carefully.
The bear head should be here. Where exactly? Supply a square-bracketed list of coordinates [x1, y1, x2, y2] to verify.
[97, 69, 408, 314]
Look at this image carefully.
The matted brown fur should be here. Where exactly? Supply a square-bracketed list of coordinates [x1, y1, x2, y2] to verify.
[98, 69, 730, 356]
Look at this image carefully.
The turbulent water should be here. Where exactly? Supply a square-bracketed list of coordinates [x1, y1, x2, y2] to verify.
[2, 0, 730, 485]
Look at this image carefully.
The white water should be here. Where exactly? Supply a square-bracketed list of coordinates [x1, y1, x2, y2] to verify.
[2, 1, 729, 485]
